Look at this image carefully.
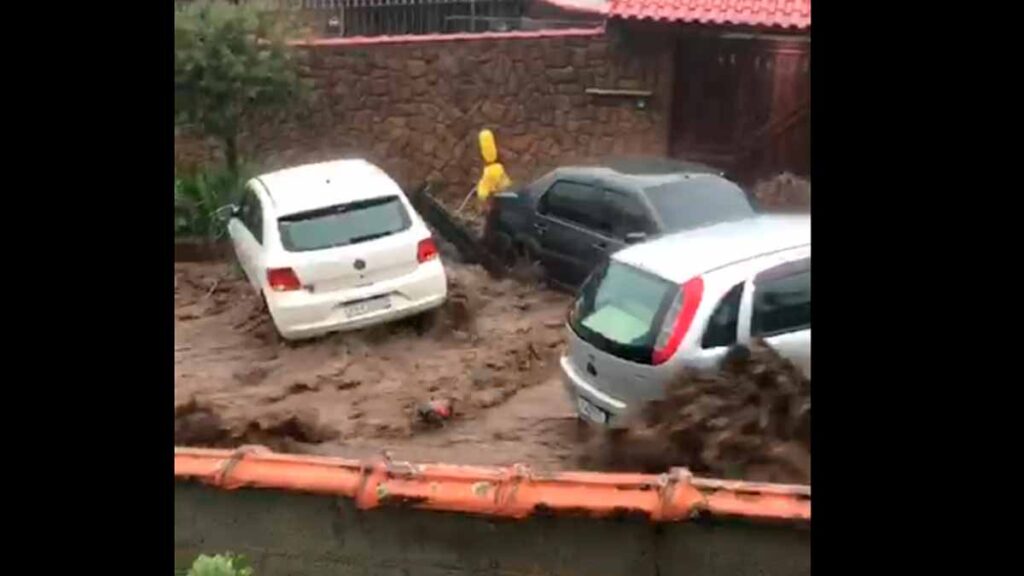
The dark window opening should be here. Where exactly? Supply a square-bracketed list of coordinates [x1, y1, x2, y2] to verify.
[643, 176, 754, 233]
[605, 190, 654, 238]
[538, 181, 610, 234]
[752, 269, 810, 337]
[239, 189, 263, 245]
[702, 282, 744, 348]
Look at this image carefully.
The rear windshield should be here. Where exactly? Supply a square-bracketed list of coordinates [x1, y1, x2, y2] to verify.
[277, 196, 411, 252]
[644, 177, 754, 232]
[569, 261, 677, 364]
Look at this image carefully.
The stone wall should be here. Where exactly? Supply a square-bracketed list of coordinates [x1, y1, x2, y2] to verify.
[174, 29, 674, 203]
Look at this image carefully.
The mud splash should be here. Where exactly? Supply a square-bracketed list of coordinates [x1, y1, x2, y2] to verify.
[581, 340, 810, 484]
[175, 396, 339, 453]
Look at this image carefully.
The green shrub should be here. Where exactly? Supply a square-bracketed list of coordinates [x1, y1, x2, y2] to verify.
[174, 166, 250, 240]
[186, 553, 253, 576]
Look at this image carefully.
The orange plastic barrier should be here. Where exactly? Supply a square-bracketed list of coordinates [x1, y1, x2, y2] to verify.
[175, 447, 810, 524]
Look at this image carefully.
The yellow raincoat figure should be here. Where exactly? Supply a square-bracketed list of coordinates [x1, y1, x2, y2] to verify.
[475, 129, 512, 205]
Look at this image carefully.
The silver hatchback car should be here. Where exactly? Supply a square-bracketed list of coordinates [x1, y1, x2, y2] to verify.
[561, 215, 810, 426]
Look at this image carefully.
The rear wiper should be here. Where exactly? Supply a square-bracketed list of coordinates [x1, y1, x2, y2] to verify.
[583, 328, 615, 351]
[583, 327, 648, 362]
[348, 231, 392, 244]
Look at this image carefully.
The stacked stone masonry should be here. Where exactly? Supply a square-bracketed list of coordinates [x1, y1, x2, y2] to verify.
[174, 33, 673, 203]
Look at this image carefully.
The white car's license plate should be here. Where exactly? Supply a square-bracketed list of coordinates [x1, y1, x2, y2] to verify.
[577, 396, 608, 424]
[343, 296, 392, 319]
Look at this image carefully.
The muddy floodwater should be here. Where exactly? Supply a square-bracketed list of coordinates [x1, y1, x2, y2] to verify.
[176, 258, 810, 483]
[175, 260, 581, 468]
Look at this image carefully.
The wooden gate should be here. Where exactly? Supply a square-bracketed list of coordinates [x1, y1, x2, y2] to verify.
[669, 34, 810, 181]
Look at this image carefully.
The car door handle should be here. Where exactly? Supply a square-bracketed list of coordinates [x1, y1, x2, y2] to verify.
[591, 241, 608, 251]
[533, 223, 548, 234]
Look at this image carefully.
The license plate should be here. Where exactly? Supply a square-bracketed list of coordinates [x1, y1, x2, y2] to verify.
[343, 296, 392, 318]
[576, 396, 608, 424]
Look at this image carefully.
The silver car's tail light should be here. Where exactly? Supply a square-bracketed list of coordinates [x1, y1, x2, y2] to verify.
[652, 276, 704, 365]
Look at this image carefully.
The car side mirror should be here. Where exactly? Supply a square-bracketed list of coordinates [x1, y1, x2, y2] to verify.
[214, 204, 237, 222]
[624, 232, 647, 244]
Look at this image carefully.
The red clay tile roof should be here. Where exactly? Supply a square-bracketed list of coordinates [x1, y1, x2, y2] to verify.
[608, 0, 811, 29]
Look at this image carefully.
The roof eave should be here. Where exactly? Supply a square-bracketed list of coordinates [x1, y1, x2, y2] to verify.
[609, 16, 810, 33]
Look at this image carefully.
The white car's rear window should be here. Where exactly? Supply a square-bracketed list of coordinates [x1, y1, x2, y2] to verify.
[277, 196, 411, 252]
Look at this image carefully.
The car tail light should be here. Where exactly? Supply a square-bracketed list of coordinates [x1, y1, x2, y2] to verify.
[417, 237, 438, 263]
[652, 276, 704, 365]
[267, 267, 302, 292]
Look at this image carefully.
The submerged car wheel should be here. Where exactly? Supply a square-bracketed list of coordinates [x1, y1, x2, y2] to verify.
[488, 231, 517, 269]
[511, 242, 547, 287]
[413, 307, 441, 336]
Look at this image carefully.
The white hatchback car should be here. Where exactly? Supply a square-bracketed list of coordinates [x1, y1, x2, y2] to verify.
[561, 214, 810, 426]
[225, 159, 447, 340]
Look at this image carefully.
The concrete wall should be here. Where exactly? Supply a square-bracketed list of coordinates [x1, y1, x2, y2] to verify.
[174, 29, 674, 203]
[175, 482, 811, 576]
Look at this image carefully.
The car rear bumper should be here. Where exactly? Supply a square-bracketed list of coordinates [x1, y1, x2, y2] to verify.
[266, 260, 447, 340]
[559, 355, 630, 428]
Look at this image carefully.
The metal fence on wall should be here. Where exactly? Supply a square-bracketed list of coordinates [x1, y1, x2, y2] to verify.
[177, 1, 597, 37]
[309, 0, 526, 36]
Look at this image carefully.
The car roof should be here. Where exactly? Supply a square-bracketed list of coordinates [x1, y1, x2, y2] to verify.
[548, 156, 724, 193]
[254, 159, 402, 217]
[613, 214, 810, 284]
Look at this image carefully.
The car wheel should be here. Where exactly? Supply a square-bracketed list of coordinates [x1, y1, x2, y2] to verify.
[574, 416, 594, 442]
[515, 243, 548, 287]
[489, 231, 516, 269]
